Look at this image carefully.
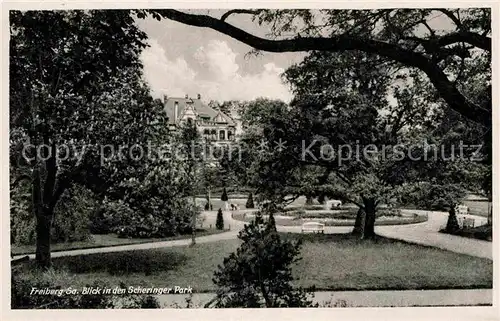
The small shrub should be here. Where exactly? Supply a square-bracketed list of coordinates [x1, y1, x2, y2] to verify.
[90, 199, 134, 235]
[254, 211, 265, 224]
[445, 209, 460, 233]
[319, 299, 350, 307]
[268, 212, 276, 230]
[246, 193, 255, 209]
[10, 181, 34, 245]
[441, 223, 492, 241]
[11, 184, 95, 245]
[216, 208, 224, 230]
[376, 208, 402, 217]
[212, 218, 315, 308]
[52, 185, 96, 243]
[221, 188, 228, 202]
[304, 204, 327, 210]
[104, 200, 196, 239]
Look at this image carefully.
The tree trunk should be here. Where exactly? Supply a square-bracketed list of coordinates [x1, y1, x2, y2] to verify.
[32, 163, 54, 268]
[362, 198, 376, 240]
[35, 210, 52, 268]
[258, 273, 272, 307]
[445, 206, 460, 232]
[488, 203, 492, 226]
[487, 194, 492, 226]
[191, 194, 196, 246]
[32, 162, 50, 268]
[352, 207, 365, 236]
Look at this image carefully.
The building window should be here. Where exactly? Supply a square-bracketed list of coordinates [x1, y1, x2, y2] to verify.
[211, 129, 216, 140]
[187, 118, 193, 125]
[219, 130, 225, 140]
[228, 131, 233, 141]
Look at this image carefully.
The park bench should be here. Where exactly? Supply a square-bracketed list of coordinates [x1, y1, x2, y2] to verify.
[462, 217, 475, 228]
[301, 222, 325, 234]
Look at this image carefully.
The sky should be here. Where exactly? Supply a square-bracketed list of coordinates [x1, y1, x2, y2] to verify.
[137, 10, 305, 103]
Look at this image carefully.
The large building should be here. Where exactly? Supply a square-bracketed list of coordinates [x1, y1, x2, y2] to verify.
[163, 94, 239, 144]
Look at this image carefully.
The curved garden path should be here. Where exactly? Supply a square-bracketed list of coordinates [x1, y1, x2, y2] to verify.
[13, 209, 491, 260]
[376, 210, 492, 259]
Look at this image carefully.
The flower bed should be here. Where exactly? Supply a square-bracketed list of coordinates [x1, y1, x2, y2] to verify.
[233, 210, 427, 227]
[282, 208, 403, 220]
[440, 224, 492, 241]
[280, 205, 356, 212]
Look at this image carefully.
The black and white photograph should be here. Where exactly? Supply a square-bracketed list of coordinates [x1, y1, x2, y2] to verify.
[3, 2, 497, 318]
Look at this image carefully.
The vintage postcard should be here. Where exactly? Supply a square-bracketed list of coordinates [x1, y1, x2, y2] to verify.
[2, 1, 498, 320]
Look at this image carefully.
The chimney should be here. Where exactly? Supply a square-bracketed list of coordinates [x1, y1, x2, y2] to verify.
[163, 94, 168, 104]
[197, 93, 201, 100]
[174, 101, 179, 123]
[185, 94, 189, 99]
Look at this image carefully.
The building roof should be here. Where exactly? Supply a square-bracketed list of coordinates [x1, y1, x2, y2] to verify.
[164, 96, 235, 126]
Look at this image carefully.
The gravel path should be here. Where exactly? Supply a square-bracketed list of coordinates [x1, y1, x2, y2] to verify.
[376, 210, 492, 259]
[156, 289, 492, 308]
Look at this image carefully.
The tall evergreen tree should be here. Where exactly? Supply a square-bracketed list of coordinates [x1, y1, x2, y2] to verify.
[221, 187, 228, 202]
[267, 212, 277, 232]
[245, 192, 255, 209]
[216, 208, 224, 230]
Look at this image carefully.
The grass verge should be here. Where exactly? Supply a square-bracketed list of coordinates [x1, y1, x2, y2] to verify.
[11, 228, 228, 256]
[15, 233, 492, 292]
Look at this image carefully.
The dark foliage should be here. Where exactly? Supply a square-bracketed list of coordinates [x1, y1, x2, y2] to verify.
[245, 192, 255, 209]
[211, 217, 315, 307]
[221, 188, 229, 202]
[216, 208, 224, 230]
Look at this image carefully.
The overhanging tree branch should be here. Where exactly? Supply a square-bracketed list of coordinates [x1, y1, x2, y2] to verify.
[433, 31, 491, 51]
[152, 9, 491, 127]
[220, 9, 263, 22]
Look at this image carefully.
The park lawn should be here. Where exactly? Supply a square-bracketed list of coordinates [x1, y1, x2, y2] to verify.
[284, 233, 492, 290]
[11, 229, 227, 256]
[21, 233, 492, 292]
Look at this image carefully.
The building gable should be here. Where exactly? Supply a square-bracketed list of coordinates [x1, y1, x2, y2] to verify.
[163, 95, 235, 126]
